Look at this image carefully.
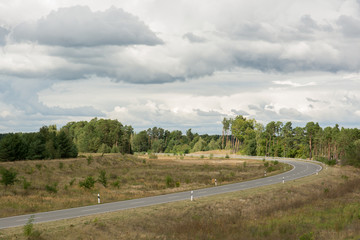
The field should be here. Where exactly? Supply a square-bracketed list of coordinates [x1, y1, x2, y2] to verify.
[0, 152, 284, 218]
[1, 154, 360, 239]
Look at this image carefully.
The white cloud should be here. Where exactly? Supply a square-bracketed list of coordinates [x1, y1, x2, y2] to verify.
[11, 6, 163, 47]
[0, 0, 360, 133]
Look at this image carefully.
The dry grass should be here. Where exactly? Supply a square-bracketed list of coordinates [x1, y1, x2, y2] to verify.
[0, 163, 360, 240]
[1, 163, 360, 239]
[0, 153, 283, 218]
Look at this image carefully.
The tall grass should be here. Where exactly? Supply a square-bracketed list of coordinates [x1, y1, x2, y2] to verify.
[0, 154, 278, 218]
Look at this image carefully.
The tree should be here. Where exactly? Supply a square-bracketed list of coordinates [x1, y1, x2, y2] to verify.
[131, 131, 150, 152]
[58, 130, 78, 158]
[0, 133, 27, 161]
[0, 168, 18, 187]
[305, 122, 317, 160]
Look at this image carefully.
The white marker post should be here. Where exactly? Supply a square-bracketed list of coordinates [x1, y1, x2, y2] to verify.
[215, 179, 217, 186]
[190, 191, 194, 201]
[282, 177, 285, 184]
[316, 170, 318, 175]
[264, 171, 267, 177]
[98, 193, 100, 204]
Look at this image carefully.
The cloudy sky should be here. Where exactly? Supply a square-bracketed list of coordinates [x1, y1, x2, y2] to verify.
[1, 0, 360, 134]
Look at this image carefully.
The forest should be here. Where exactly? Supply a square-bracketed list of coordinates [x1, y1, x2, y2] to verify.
[0, 116, 359, 167]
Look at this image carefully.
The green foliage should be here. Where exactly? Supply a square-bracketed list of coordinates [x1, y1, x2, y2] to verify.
[111, 180, 120, 188]
[22, 177, 31, 190]
[166, 175, 175, 188]
[148, 153, 158, 159]
[58, 162, 64, 169]
[97, 170, 107, 187]
[79, 176, 96, 189]
[69, 178, 76, 186]
[87, 155, 93, 165]
[45, 183, 58, 193]
[299, 232, 314, 240]
[0, 167, 18, 186]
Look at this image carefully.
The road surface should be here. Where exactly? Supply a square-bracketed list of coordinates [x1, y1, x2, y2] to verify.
[0, 156, 322, 229]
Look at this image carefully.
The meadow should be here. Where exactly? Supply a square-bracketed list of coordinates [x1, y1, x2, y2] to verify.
[1, 159, 359, 239]
[0, 152, 284, 218]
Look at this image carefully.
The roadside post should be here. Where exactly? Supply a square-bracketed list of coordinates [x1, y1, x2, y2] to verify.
[98, 193, 100, 204]
[191, 191, 194, 201]
[282, 177, 285, 184]
[215, 179, 217, 186]
[264, 171, 267, 177]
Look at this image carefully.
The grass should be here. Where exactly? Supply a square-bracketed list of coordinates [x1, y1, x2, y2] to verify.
[1, 164, 360, 239]
[0, 153, 284, 218]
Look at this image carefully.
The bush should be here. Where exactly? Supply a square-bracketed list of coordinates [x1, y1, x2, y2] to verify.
[97, 170, 107, 187]
[22, 177, 31, 190]
[0, 167, 18, 187]
[111, 180, 120, 189]
[58, 162, 64, 169]
[225, 154, 230, 159]
[79, 176, 96, 189]
[69, 178, 76, 186]
[45, 183, 58, 193]
[148, 153, 158, 159]
[166, 175, 175, 188]
[87, 155, 93, 165]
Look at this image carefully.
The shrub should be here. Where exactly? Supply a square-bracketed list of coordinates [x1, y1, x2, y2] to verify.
[45, 183, 58, 193]
[166, 175, 175, 188]
[97, 170, 107, 187]
[225, 154, 230, 159]
[148, 153, 158, 159]
[176, 181, 180, 187]
[35, 164, 42, 170]
[69, 178, 76, 186]
[23, 215, 41, 239]
[79, 176, 96, 189]
[209, 153, 214, 159]
[274, 160, 279, 165]
[87, 155, 93, 165]
[0, 167, 18, 187]
[22, 177, 31, 190]
[111, 180, 120, 189]
[264, 161, 269, 167]
[58, 162, 64, 169]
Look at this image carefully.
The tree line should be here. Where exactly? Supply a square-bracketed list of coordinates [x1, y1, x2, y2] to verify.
[0, 116, 359, 167]
[224, 116, 360, 166]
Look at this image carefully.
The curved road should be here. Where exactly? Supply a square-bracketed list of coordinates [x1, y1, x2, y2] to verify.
[0, 157, 322, 229]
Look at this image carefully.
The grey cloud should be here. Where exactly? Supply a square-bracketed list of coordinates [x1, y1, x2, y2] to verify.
[195, 109, 222, 117]
[306, 97, 321, 103]
[12, 6, 163, 47]
[337, 15, 360, 37]
[279, 108, 305, 119]
[0, 27, 9, 45]
[183, 32, 206, 43]
[231, 109, 249, 116]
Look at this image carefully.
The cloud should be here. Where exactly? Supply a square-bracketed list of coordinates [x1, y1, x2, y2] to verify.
[0, 27, 9, 45]
[11, 6, 163, 47]
[279, 107, 306, 119]
[273, 80, 317, 87]
[183, 32, 206, 43]
[337, 15, 360, 38]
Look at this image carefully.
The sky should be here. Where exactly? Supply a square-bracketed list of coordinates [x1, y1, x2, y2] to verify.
[0, 0, 360, 134]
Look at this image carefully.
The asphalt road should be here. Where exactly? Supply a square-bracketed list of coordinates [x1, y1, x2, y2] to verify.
[0, 156, 322, 229]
